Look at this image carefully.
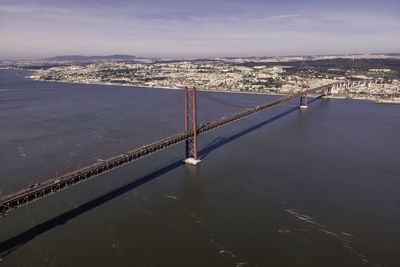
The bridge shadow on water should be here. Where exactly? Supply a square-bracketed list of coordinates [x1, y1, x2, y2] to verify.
[0, 160, 183, 259]
[198, 106, 299, 160]
[0, 97, 322, 259]
[199, 96, 324, 160]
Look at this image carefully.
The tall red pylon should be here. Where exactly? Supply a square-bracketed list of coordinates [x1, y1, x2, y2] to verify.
[299, 69, 311, 109]
[184, 87, 201, 165]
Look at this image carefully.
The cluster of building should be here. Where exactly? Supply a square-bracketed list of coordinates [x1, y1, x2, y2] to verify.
[30, 61, 336, 93]
[18, 59, 400, 103]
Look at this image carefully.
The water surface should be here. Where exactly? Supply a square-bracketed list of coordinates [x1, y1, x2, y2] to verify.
[0, 69, 399, 266]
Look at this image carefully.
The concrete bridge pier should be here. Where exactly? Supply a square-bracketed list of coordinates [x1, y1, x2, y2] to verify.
[299, 95, 308, 109]
[322, 85, 334, 98]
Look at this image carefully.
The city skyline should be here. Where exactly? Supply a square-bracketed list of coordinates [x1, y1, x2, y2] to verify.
[0, 0, 399, 59]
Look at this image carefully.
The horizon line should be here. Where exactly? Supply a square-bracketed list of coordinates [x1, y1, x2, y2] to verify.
[1, 51, 400, 61]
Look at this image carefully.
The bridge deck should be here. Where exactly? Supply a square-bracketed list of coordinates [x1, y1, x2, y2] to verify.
[0, 84, 335, 217]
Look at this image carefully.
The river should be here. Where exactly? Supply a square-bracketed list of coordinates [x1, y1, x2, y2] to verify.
[0, 69, 399, 266]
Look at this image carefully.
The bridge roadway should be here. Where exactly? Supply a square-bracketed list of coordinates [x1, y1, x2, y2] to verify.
[0, 83, 336, 217]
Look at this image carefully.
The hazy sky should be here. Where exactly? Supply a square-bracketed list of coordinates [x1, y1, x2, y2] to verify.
[0, 0, 399, 59]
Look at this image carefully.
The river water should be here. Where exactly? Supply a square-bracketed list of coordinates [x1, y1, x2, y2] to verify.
[0, 69, 399, 266]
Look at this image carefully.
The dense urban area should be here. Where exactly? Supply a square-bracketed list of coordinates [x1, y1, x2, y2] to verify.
[2, 53, 400, 103]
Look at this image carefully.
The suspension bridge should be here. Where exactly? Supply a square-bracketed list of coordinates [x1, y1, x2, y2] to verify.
[0, 81, 356, 217]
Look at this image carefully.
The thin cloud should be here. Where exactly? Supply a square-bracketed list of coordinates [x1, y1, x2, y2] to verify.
[0, 1, 399, 59]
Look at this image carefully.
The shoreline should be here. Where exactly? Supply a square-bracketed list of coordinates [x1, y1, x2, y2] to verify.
[28, 76, 288, 97]
[23, 74, 397, 104]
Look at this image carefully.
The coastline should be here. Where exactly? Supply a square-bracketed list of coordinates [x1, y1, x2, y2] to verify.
[24, 75, 398, 104]
[27, 76, 288, 97]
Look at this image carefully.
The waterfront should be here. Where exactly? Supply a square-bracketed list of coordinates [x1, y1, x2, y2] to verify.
[0, 69, 399, 266]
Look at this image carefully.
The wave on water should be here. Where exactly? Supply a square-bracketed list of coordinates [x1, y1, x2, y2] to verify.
[165, 195, 178, 200]
[285, 209, 319, 226]
[285, 208, 379, 266]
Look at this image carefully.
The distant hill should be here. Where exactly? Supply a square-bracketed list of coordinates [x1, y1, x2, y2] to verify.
[382, 53, 400, 57]
[46, 55, 137, 61]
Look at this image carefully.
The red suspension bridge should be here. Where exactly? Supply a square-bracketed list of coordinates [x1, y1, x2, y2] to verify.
[0, 81, 355, 217]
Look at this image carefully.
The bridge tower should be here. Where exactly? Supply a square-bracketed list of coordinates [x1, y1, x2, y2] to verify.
[184, 87, 201, 165]
[323, 85, 334, 98]
[299, 69, 311, 109]
[299, 95, 308, 109]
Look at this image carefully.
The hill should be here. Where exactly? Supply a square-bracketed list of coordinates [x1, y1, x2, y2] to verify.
[46, 55, 137, 61]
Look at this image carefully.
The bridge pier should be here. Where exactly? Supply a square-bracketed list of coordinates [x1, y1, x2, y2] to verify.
[298, 69, 311, 109]
[299, 95, 308, 109]
[184, 87, 201, 165]
[322, 85, 334, 98]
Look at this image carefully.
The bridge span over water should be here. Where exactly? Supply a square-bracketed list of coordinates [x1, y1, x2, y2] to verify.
[0, 82, 354, 217]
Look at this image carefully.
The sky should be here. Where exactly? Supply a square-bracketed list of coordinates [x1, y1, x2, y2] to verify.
[0, 0, 399, 59]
